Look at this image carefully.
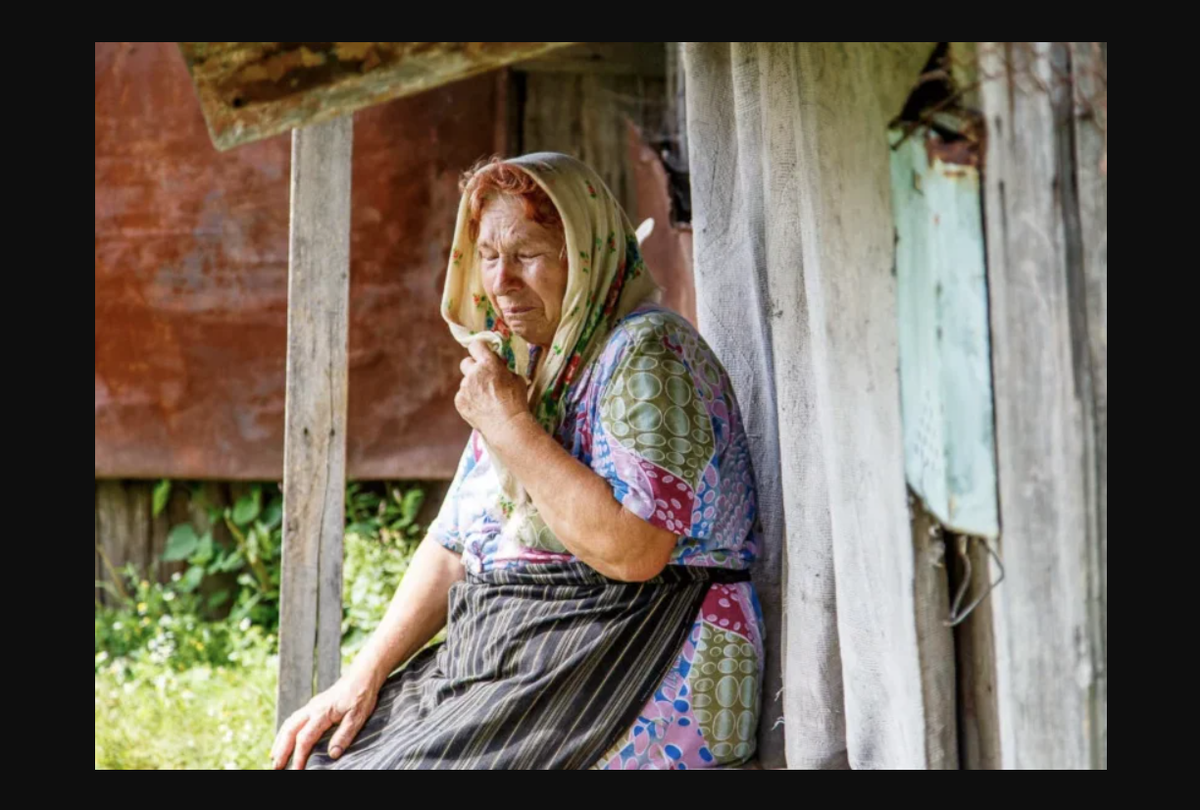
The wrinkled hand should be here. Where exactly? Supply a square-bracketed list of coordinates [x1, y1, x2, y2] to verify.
[455, 339, 530, 438]
[270, 668, 381, 770]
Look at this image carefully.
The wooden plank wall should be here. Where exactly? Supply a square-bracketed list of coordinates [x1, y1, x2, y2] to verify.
[517, 43, 667, 219]
[979, 41, 1106, 770]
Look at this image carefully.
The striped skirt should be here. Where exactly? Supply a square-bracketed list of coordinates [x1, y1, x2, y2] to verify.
[306, 563, 751, 769]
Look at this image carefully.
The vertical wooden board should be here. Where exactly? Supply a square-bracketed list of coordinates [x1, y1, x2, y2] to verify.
[96, 481, 132, 598]
[522, 71, 652, 218]
[95, 483, 104, 606]
[522, 73, 584, 158]
[1070, 40, 1107, 770]
[980, 42, 1099, 770]
[684, 42, 790, 769]
[951, 535, 1002, 769]
[911, 501, 959, 769]
[775, 41, 945, 769]
[278, 117, 352, 727]
[127, 483, 154, 574]
[686, 41, 947, 770]
[666, 43, 689, 178]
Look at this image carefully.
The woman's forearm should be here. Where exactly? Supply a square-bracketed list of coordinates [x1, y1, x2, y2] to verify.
[346, 536, 465, 688]
[486, 412, 676, 582]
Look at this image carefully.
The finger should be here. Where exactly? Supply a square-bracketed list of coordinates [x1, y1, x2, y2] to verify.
[327, 711, 369, 760]
[291, 713, 335, 771]
[271, 712, 307, 770]
[460, 357, 475, 376]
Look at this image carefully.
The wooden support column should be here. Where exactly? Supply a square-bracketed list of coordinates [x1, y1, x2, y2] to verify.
[277, 117, 353, 727]
[980, 42, 1106, 770]
[1070, 40, 1106, 771]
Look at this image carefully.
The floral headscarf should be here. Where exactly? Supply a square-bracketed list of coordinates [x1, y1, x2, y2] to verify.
[441, 152, 660, 550]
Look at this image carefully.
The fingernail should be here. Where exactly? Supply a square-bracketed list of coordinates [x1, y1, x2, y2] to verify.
[330, 747, 343, 759]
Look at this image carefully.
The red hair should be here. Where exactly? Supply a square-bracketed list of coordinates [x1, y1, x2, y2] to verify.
[460, 157, 564, 242]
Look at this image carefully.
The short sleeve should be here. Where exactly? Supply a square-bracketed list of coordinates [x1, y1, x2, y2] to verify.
[427, 433, 479, 554]
[595, 316, 717, 539]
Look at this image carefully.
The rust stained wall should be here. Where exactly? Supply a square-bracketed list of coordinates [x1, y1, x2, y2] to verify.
[96, 42, 499, 480]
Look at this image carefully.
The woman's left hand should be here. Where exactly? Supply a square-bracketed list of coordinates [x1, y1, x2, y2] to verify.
[455, 339, 530, 438]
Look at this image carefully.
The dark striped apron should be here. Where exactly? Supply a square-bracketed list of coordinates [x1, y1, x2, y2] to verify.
[306, 563, 751, 770]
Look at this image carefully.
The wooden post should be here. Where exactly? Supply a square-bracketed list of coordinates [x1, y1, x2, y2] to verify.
[910, 501, 959, 770]
[951, 535, 1002, 769]
[1070, 40, 1107, 771]
[277, 117, 353, 727]
[980, 42, 1105, 770]
[96, 480, 152, 596]
[95, 483, 103, 606]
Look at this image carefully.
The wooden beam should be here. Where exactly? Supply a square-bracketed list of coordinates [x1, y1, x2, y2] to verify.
[979, 42, 1104, 770]
[178, 42, 578, 151]
[277, 117, 352, 727]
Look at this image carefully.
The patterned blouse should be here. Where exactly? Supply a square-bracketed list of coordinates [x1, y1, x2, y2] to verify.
[431, 304, 764, 769]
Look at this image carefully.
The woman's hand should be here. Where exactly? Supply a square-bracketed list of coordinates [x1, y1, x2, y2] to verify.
[270, 667, 383, 770]
[455, 339, 530, 439]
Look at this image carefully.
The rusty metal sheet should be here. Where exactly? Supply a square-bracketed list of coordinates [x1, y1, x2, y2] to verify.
[177, 42, 577, 150]
[96, 42, 501, 480]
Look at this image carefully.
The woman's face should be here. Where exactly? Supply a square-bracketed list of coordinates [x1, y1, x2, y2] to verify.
[477, 195, 567, 348]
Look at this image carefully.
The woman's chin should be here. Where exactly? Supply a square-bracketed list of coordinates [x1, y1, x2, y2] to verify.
[509, 322, 554, 346]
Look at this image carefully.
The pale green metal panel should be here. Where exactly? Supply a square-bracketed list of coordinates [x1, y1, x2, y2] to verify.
[890, 128, 999, 539]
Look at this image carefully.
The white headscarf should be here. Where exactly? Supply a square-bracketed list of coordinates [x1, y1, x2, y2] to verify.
[441, 153, 660, 550]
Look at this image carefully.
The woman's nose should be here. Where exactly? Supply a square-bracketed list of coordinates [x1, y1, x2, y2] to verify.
[493, 257, 522, 293]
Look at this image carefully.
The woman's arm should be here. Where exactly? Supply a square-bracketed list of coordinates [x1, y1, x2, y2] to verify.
[345, 535, 465, 685]
[487, 412, 676, 582]
[271, 536, 463, 769]
[457, 341, 677, 583]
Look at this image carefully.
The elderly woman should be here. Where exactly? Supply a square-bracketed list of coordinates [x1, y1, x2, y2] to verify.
[271, 153, 763, 771]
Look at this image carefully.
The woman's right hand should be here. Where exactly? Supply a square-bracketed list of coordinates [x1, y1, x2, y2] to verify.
[270, 666, 383, 770]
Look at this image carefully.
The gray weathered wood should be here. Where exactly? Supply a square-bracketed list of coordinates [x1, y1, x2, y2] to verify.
[911, 501, 959, 769]
[665, 43, 689, 179]
[685, 41, 946, 770]
[179, 42, 578, 151]
[522, 70, 664, 219]
[1070, 40, 1107, 771]
[683, 43, 789, 769]
[951, 535, 1002, 770]
[95, 483, 104, 606]
[980, 42, 1104, 770]
[277, 117, 352, 728]
[96, 480, 152, 596]
[516, 42, 666, 77]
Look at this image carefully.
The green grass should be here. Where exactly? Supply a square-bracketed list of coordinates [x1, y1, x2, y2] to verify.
[95, 483, 426, 770]
[95, 635, 277, 771]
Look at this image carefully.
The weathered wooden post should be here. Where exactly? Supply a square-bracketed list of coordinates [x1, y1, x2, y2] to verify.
[276, 117, 353, 726]
[979, 41, 1106, 770]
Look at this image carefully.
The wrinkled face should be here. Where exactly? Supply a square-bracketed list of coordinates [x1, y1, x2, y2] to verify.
[477, 195, 567, 348]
